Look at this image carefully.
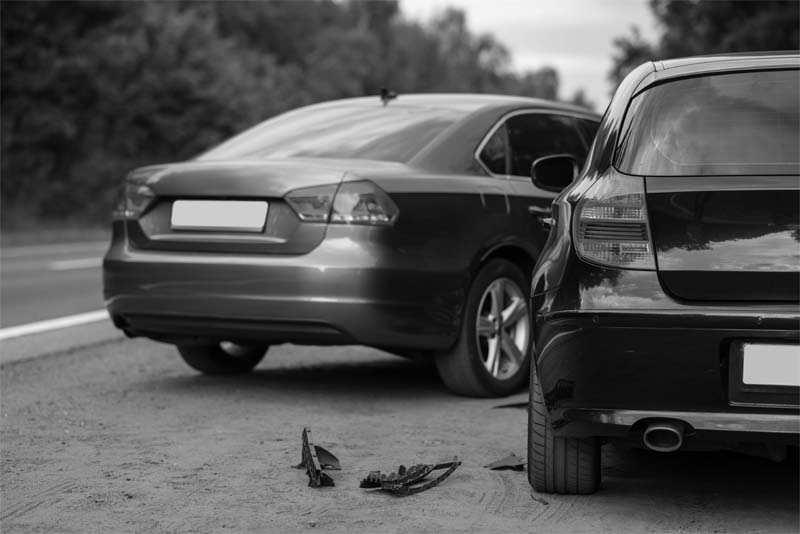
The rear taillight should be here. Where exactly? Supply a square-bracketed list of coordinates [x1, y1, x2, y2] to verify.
[330, 181, 398, 225]
[286, 180, 399, 226]
[284, 184, 336, 222]
[573, 173, 655, 270]
[116, 168, 157, 218]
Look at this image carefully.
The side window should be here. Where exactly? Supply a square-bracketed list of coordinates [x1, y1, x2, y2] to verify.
[505, 114, 588, 178]
[478, 124, 509, 175]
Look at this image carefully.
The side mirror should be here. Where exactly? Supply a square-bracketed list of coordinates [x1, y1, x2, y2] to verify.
[531, 154, 579, 192]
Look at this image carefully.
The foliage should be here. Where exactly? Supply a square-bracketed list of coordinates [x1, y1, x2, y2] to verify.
[1, 1, 567, 228]
[609, 0, 799, 90]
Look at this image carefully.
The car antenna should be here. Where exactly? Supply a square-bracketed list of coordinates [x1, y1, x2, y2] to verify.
[380, 88, 397, 106]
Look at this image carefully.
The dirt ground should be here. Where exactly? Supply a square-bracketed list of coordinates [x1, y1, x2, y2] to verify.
[2, 339, 798, 533]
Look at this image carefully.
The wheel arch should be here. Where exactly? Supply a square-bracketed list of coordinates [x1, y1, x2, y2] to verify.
[476, 242, 537, 284]
[445, 242, 537, 350]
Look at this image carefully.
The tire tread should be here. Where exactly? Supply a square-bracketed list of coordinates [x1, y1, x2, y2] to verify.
[435, 259, 531, 397]
[528, 367, 600, 494]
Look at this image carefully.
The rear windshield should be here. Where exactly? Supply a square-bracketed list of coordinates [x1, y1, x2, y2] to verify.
[198, 104, 467, 163]
[615, 69, 800, 176]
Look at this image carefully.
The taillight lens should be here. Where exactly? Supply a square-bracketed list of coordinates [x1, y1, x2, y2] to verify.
[284, 184, 336, 222]
[285, 180, 398, 226]
[117, 167, 157, 218]
[331, 181, 398, 225]
[573, 173, 655, 270]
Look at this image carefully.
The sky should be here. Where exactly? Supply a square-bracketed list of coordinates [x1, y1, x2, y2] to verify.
[400, 0, 659, 110]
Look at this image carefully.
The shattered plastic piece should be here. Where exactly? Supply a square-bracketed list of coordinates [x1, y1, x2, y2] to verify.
[530, 493, 549, 506]
[294, 428, 339, 487]
[314, 445, 341, 470]
[359, 457, 461, 496]
[484, 453, 525, 471]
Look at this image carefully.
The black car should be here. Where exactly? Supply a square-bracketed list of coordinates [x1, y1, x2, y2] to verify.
[103, 93, 599, 397]
[527, 53, 800, 493]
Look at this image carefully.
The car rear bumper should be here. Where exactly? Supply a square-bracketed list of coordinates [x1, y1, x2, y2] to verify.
[104, 223, 467, 351]
[555, 408, 800, 445]
[533, 270, 800, 444]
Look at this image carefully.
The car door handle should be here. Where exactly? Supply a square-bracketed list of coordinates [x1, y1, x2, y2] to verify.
[527, 205, 551, 216]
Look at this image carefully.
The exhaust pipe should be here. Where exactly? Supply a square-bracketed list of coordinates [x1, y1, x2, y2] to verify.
[642, 421, 684, 452]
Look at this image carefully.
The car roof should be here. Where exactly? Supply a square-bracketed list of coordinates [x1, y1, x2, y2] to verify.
[304, 93, 594, 115]
[634, 52, 800, 94]
[656, 51, 800, 72]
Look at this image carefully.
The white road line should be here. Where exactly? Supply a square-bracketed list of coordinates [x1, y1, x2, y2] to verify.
[1, 241, 107, 259]
[48, 257, 103, 271]
[0, 310, 110, 341]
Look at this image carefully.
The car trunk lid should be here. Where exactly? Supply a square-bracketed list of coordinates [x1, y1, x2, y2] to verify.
[127, 160, 352, 255]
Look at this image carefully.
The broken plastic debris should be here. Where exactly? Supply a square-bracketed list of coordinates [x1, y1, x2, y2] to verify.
[359, 457, 461, 496]
[294, 427, 340, 487]
[530, 493, 549, 506]
[484, 453, 525, 471]
[313, 444, 341, 470]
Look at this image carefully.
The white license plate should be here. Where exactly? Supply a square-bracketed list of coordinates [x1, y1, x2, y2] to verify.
[170, 200, 268, 232]
[742, 343, 800, 387]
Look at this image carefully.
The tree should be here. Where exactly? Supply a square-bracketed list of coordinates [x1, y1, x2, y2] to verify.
[1, 2, 297, 225]
[609, 26, 655, 91]
[609, 0, 799, 89]
[1, 0, 571, 229]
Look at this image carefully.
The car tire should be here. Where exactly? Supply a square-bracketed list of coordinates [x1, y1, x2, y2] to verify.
[528, 364, 600, 494]
[177, 342, 268, 375]
[435, 259, 532, 397]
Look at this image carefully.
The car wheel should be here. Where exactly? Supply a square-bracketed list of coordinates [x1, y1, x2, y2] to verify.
[528, 364, 600, 494]
[435, 259, 532, 397]
[177, 342, 268, 375]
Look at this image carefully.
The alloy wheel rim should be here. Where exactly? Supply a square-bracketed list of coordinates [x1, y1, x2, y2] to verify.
[475, 277, 530, 380]
[220, 341, 254, 358]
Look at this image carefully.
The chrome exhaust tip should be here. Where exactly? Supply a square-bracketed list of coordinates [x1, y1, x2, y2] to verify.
[643, 421, 684, 453]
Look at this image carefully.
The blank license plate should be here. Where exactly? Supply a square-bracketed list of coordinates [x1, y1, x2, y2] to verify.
[171, 200, 268, 232]
[742, 343, 800, 387]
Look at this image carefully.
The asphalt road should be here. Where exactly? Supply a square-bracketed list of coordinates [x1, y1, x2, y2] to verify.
[0, 241, 107, 328]
[1, 332, 798, 533]
[0, 240, 798, 532]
